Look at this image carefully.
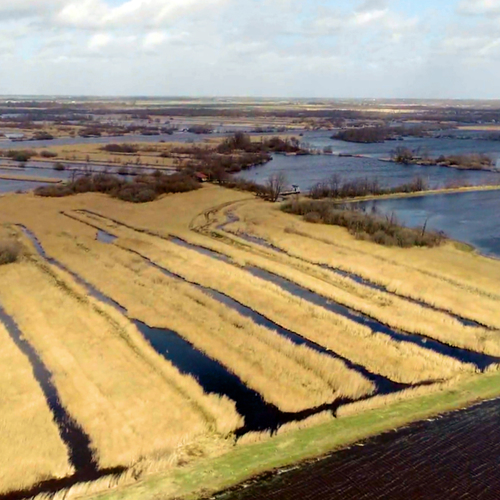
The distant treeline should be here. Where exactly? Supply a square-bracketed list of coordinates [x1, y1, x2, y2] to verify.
[4, 99, 500, 125]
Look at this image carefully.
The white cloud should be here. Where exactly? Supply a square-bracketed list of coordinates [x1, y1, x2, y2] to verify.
[55, 0, 230, 29]
[2, 0, 500, 98]
[458, 0, 500, 15]
[88, 33, 112, 50]
[143, 31, 168, 49]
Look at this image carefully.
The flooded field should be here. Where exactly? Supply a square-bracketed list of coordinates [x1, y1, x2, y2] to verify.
[356, 190, 500, 258]
[217, 396, 500, 500]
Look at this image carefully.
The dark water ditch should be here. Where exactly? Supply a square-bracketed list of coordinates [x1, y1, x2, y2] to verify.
[321, 264, 483, 329]
[19, 225, 357, 435]
[63, 211, 403, 396]
[71, 211, 489, 383]
[0, 305, 97, 476]
[221, 212, 484, 329]
[118, 244, 405, 398]
[246, 267, 499, 371]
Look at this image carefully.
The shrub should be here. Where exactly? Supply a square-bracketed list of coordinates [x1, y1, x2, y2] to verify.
[5, 150, 34, 162]
[115, 184, 157, 203]
[0, 241, 21, 265]
[40, 150, 58, 158]
[304, 212, 322, 223]
[32, 132, 54, 141]
[35, 172, 200, 203]
[282, 200, 446, 248]
[309, 175, 428, 199]
[102, 144, 139, 154]
[53, 162, 65, 171]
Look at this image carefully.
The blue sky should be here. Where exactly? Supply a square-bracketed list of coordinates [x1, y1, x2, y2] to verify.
[0, 0, 499, 98]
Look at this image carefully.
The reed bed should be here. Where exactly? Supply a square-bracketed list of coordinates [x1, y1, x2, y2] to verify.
[0, 320, 72, 494]
[0, 186, 497, 497]
[71, 213, 473, 384]
[220, 201, 500, 332]
[212, 225, 500, 356]
[0, 257, 239, 471]
[37, 225, 374, 411]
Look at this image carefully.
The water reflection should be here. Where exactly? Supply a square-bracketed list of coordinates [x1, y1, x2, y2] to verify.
[356, 190, 500, 258]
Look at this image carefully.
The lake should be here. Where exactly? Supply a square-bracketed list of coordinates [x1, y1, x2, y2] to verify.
[0, 179, 51, 194]
[238, 131, 500, 191]
[239, 154, 500, 191]
[356, 190, 500, 258]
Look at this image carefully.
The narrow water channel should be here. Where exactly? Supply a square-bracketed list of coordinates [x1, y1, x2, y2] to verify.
[120, 244, 403, 396]
[321, 265, 483, 328]
[73, 211, 496, 377]
[67, 211, 404, 395]
[20, 224, 354, 435]
[221, 212, 485, 329]
[246, 267, 498, 370]
[0, 305, 97, 476]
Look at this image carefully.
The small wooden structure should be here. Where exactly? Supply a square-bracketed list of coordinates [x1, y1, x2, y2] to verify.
[281, 185, 301, 197]
[194, 172, 209, 183]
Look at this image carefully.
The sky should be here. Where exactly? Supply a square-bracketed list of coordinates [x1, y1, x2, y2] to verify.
[1, 0, 500, 98]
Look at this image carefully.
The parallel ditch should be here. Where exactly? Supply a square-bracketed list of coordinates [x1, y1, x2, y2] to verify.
[0, 305, 97, 476]
[118, 244, 404, 396]
[20, 224, 361, 437]
[246, 267, 499, 370]
[99, 210, 497, 371]
[220, 211, 486, 329]
[66, 211, 404, 395]
[74, 211, 499, 372]
[0, 290, 125, 500]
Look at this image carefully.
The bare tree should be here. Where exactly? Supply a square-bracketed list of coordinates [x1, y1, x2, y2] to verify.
[266, 172, 288, 202]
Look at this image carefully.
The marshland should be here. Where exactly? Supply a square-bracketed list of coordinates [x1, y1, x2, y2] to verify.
[1, 98, 500, 500]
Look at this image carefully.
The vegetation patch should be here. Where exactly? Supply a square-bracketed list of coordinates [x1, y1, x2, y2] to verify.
[333, 126, 430, 143]
[309, 174, 428, 199]
[392, 148, 495, 170]
[3, 149, 35, 163]
[34, 172, 200, 203]
[282, 199, 446, 248]
[0, 240, 21, 265]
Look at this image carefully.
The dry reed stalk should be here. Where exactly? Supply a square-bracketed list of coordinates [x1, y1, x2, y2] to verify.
[211, 225, 500, 356]
[41, 228, 374, 410]
[0, 321, 72, 494]
[68, 215, 473, 384]
[229, 200, 500, 328]
[0, 259, 239, 470]
[336, 378, 462, 418]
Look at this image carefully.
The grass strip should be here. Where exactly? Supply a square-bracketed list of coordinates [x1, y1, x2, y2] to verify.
[86, 370, 500, 500]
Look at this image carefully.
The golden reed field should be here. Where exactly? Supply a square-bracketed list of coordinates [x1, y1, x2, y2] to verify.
[0, 185, 499, 499]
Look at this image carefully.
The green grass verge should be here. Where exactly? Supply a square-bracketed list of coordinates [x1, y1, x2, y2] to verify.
[86, 371, 500, 500]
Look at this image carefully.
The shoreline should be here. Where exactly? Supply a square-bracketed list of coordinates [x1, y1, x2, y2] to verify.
[335, 183, 500, 203]
[84, 370, 500, 500]
[0, 174, 62, 184]
[378, 157, 500, 173]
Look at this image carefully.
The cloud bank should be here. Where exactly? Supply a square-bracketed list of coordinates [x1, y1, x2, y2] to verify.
[0, 0, 498, 98]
